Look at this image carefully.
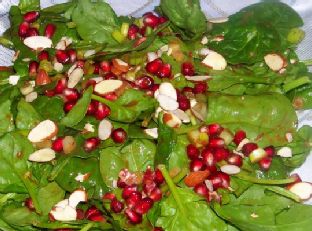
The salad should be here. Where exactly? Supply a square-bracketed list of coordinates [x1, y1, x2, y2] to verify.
[0, 0, 311, 230]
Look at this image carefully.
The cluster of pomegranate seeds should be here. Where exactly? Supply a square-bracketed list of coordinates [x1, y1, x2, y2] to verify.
[104, 167, 164, 225]
[145, 58, 172, 78]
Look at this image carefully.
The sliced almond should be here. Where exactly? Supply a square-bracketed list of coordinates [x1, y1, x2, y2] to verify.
[33, 140, 52, 149]
[68, 68, 84, 88]
[199, 48, 210, 56]
[98, 119, 113, 140]
[94, 80, 124, 96]
[50, 205, 77, 221]
[55, 37, 72, 50]
[54, 199, 69, 209]
[20, 81, 34, 95]
[276, 147, 292, 158]
[83, 123, 95, 133]
[84, 49, 96, 58]
[264, 54, 286, 71]
[288, 182, 312, 201]
[191, 102, 207, 121]
[25, 91, 38, 102]
[28, 120, 58, 143]
[185, 75, 211, 82]
[201, 36, 208, 45]
[158, 82, 177, 100]
[157, 94, 179, 111]
[236, 138, 250, 152]
[67, 64, 77, 76]
[54, 62, 63, 72]
[171, 109, 190, 123]
[249, 148, 267, 163]
[163, 112, 182, 128]
[144, 128, 158, 139]
[147, 52, 158, 62]
[9, 75, 20, 85]
[90, 76, 104, 83]
[23, 36, 52, 50]
[62, 136, 76, 154]
[68, 189, 87, 208]
[220, 165, 241, 175]
[184, 170, 210, 187]
[28, 148, 56, 162]
[208, 17, 229, 23]
[202, 51, 227, 71]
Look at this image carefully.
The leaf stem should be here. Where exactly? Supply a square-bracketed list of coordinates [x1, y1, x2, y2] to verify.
[174, 124, 202, 135]
[235, 173, 296, 185]
[80, 223, 94, 231]
[91, 94, 113, 107]
[283, 76, 311, 92]
[160, 168, 188, 192]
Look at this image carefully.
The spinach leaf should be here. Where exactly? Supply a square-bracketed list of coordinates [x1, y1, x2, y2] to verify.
[160, 0, 207, 39]
[16, 99, 41, 130]
[32, 96, 65, 122]
[287, 83, 312, 110]
[168, 135, 189, 171]
[71, 0, 120, 45]
[61, 86, 92, 127]
[18, 0, 40, 13]
[0, 100, 15, 136]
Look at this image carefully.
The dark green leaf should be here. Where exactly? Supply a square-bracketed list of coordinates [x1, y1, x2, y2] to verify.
[16, 99, 41, 130]
[0, 100, 15, 136]
[32, 96, 65, 122]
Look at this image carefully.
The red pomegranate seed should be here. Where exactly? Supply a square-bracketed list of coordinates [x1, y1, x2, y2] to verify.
[18, 22, 29, 37]
[55, 50, 69, 64]
[190, 158, 205, 172]
[110, 199, 124, 213]
[194, 183, 209, 196]
[117, 178, 127, 188]
[209, 137, 225, 148]
[87, 102, 96, 115]
[233, 130, 246, 145]
[182, 86, 194, 94]
[85, 206, 101, 219]
[264, 146, 275, 157]
[181, 62, 195, 76]
[64, 101, 76, 113]
[111, 128, 127, 143]
[88, 213, 105, 222]
[227, 154, 243, 167]
[76, 60, 85, 68]
[214, 148, 230, 162]
[38, 50, 49, 61]
[134, 197, 154, 214]
[76, 208, 85, 220]
[128, 24, 140, 40]
[143, 13, 160, 28]
[143, 180, 157, 195]
[177, 94, 190, 111]
[193, 82, 207, 94]
[157, 63, 171, 78]
[122, 186, 137, 199]
[258, 157, 272, 171]
[154, 169, 164, 185]
[158, 16, 168, 24]
[186, 144, 200, 160]
[154, 228, 164, 231]
[242, 143, 258, 156]
[23, 11, 40, 23]
[103, 92, 117, 101]
[149, 187, 162, 202]
[84, 137, 100, 152]
[67, 49, 77, 63]
[54, 78, 67, 94]
[125, 208, 142, 224]
[63, 88, 80, 102]
[126, 191, 142, 208]
[44, 23, 56, 38]
[28, 61, 39, 76]
[26, 27, 39, 37]
[93, 63, 100, 74]
[208, 123, 223, 136]
[103, 192, 116, 201]
[95, 103, 111, 120]
[205, 165, 218, 174]
[201, 148, 216, 167]
[135, 76, 154, 89]
[52, 137, 63, 153]
[100, 61, 111, 73]
[146, 58, 163, 74]
[24, 197, 35, 211]
[209, 172, 230, 190]
[45, 89, 55, 97]
[104, 72, 117, 80]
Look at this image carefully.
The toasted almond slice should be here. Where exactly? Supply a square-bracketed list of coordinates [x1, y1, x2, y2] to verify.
[158, 82, 177, 100]
[28, 120, 58, 143]
[288, 182, 312, 201]
[202, 51, 227, 70]
[23, 36, 52, 50]
[171, 109, 190, 123]
[68, 67, 84, 88]
[68, 189, 87, 208]
[54, 199, 69, 209]
[264, 54, 286, 71]
[84, 49, 96, 58]
[9, 75, 20, 85]
[62, 136, 76, 154]
[90, 76, 104, 83]
[163, 112, 182, 128]
[199, 48, 210, 56]
[220, 165, 241, 175]
[276, 147, 292, 158]
[98, 119, 113, 140]
[53, 62, 63, 72]
[185, 75, 211, 82]
[157, 94, 179, 111]
[55, 37, 72, 50]
[25, 91, 38, 102]
[67, 64, 77, 76]
[191, 102, 207, 121]
[50, 205, 77, 221]
[28, 148, 56, 162]
[208, 17, 229, 23]
[144, 128, 158, 139]
[94, 80, 124, 96]
[20, 81, 34, 95]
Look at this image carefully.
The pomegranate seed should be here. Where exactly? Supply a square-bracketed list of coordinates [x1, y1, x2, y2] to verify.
[110, 199, 124, 213]
[28, 61, 39, 76]
[149, 83, 159, 93]
[117, 178, 127, 188]
[194, 183, 209, 196]
[201, 148, 216, 167]
[143, 13, 160, 28]
[67, 49, 77, 63]
[85, 206, 101, 219]
[45, 89, 55, 97]
[154, 228, 164, 231]
[111, 128, 127, 143]
[209, 172, 230, 190]
[259, 157, 272, 171]
[154, 169, 164, 185]
[84, 137, 101, 152]
[227, 154, 243, 167]
[26, 27, 39, 37]
[44, 23, 56, 38]
[103, 192, 116, 201]
[182, 86, 194, 94]
[214, 148, 230, 162]
[209, 137, 225, 148]
[18, 22, 29, 37]
[87, 102, 96, 115]
[158, 16, 168, 24]
[64, 101, 76, 113]
[38, 50, 49, 61]
[193, 82, 207, 94]
[208, 123, 223, 136]
[177, 94, 190, 111]
[135, 76, 154, 89]
[52, 137, 63, 152]
[126, 191, 142, 208]
[143, 180, 157, 195]
[134, 197, 154, 214]
[128, 24, 140, 40]
[76, 60, 85, 68]
[264, 146, 275, 157]
[190, 158, 205, 172]
[95, 103, 111, 120]
[242, 143, 258, 156]
[186, 144, 200, 160]
[205, 165, 218, 174]
[146, 58, 163, 74]
[233, 130, 246, 145]
[88, 213, 105, 222]
[157, 63, 171, 78]
[125, 209, 142, 224]
[122, 186, 137, 199]
[104, 72, 117, 80]
[54, 78, 67, 94]
[94, 63, 100, 74]
[24, 197, 35, 211]
[76, 208, 85, 220]
[23, 11, 40, 23]
[55, 50, 69, 64]
[181, 62, 195, 76]
[149, 187, 162, 202]
[100, 61, 111, 73]
[63, 88, 80, 102]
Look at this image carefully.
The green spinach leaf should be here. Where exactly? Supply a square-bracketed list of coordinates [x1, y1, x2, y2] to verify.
[16, 99, 41, 130]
